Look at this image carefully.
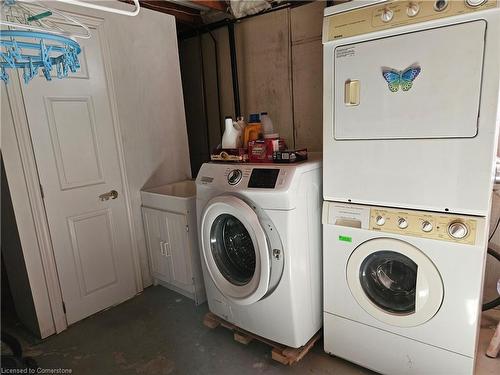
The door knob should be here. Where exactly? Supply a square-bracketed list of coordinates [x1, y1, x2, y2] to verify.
[99, 190, 118, 201]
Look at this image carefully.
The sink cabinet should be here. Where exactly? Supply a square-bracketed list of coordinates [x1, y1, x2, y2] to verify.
[141, 181, 205, 304]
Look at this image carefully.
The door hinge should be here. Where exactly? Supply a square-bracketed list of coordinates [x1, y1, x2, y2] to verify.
[40, 183, 44, 199]
[62, 301, 66, 314]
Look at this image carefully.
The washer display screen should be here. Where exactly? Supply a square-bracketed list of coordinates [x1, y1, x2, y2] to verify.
[248, 169, 280, 189]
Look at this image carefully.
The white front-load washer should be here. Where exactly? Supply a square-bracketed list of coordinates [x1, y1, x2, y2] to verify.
[196, 157, 322, 348]
[323, 202, 488, 374]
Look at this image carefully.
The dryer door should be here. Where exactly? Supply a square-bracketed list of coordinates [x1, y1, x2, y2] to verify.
[333, 20, 485, 140]
[201, 196, 272, 305]
[347, 238, 443, 327]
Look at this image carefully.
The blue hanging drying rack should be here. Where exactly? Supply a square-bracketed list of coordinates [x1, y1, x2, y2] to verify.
[1, 30, 81, 84]
[0, 0, 84, 84]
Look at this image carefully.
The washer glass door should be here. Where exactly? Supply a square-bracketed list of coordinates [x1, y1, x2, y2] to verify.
[210, 214, 256, 286]
[201, 196, 272, 305]
[359, 251, 417, 314]
[347, 238, 443, 327]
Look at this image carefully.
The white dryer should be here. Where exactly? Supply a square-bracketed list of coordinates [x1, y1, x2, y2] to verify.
[323, 201, 488, 374]
[322, 0, 500, 215]
[195, 158, 322, 348]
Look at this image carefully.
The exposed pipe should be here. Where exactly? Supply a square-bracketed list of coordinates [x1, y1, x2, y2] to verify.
[207, 31, 223, 136]
[58, 0, 141, 16]
[227, 22, 241, 118]
[197, 33, 212, 159]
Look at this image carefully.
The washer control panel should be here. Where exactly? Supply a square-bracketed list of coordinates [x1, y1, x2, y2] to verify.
[220, 166, 291, 189]
[324, 0, 497, 42]
[369, 207, 478, 245]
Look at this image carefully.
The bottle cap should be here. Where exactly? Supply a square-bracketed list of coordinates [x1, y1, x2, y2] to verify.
[260, 112, 268, 115]
[264, 133, 279, 139]
[224, 116, 232, 120]
[249, 113, 260, 123]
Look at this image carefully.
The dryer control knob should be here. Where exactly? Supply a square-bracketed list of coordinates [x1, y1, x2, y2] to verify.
[448, 222, 468, 239]
[376, 216, 386, 226]
[466, 0, 487, 7]
[380, 8, 394, 23]
[398, 218, 408, 229]
[433, 0, 449, 11]
[421, 220, 433, 232]
[406, 2, 420, 17]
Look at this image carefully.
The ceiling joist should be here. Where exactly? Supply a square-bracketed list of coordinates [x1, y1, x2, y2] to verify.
[189, 1, 227, 12]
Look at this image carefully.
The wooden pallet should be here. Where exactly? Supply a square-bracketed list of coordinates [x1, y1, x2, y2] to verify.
[203, 312, 321, 365]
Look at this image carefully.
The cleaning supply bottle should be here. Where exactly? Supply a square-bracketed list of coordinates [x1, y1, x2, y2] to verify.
[260, 112, 274, 135]
[222, 116, 242, 149]
[243, 113, 262, 149]
[235, 116, 246, 131]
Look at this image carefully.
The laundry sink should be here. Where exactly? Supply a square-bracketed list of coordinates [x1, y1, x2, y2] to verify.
[141, 179, 196, 214]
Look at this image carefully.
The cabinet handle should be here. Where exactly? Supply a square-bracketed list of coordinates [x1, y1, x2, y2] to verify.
[164, 242, 170, 257]
[159, 240, 165, 255]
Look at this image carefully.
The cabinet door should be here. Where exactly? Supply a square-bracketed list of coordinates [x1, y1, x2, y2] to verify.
[163, 212, 192, 290]
[142, 208, 171, 281]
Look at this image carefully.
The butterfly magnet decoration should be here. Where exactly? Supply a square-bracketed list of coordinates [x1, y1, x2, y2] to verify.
[382, 65, 421, 92]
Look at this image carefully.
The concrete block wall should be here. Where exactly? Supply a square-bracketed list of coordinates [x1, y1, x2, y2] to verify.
[181, 1, 325, 155]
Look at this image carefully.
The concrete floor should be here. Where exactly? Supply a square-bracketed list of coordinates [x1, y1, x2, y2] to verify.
[4, 286, 499, 375]
[6, 287, 372, 375]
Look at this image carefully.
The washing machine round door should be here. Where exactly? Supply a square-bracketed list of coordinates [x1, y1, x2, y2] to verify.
[201, 196, 271, 305]
[347, 238, 443, 327]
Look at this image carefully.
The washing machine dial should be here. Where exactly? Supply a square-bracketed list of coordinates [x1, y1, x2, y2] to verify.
[421, 220, 433, 233]
[375, 216, 386, 226]
[406, 2, 420, 17]
[398, 217, 408, 229]
[227, 169, 242, 185]
[448, 221, 468, 239]
[380, 8, 394, 23]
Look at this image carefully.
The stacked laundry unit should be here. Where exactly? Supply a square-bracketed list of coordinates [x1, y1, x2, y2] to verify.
[321, 1, 500, 374]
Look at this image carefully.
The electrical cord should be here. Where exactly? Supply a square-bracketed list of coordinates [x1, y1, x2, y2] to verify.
[483, 213, 500, 310]
[482, 247, 500, 311]
[488, 214, 500, 241]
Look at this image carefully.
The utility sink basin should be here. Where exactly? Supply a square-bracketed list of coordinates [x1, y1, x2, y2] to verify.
[141, 180, 195, 214]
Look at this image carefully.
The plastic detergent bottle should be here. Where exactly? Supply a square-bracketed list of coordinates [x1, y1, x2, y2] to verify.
[260, 112, 274, 134]
[222, 116, 242, 149]
[243, 113, 262, 148]
[235, 116, 246, 131]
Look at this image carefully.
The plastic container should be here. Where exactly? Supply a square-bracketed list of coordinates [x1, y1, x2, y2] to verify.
[221, 116, 242, 148]
[243, 113, 262, 148]
[260, 112, 274, 134]
[235, 116, 246, 131]
[248, 137, 286, 163]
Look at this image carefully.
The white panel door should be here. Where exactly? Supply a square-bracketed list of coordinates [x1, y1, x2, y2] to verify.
[19, 23, 137, 324]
